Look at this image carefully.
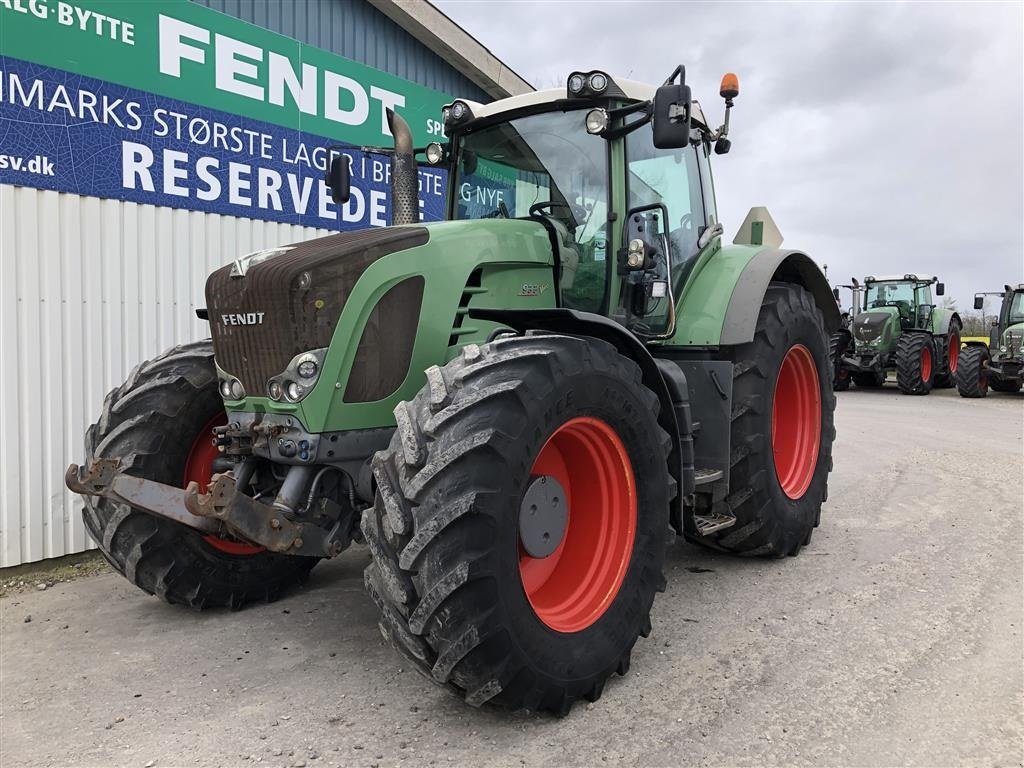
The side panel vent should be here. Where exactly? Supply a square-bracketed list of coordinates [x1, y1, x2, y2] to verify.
[344, 276, 425, 403]
[448, 268, 486, 347]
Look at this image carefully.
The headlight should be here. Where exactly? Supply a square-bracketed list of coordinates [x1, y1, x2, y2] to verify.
[285, 381, 306, 402]
[267, 348, 327, 404]
[219, 377, 244, 400]
[567, 73, 585, 94]
[450, 101, 467, 120]
[425, 142, 445, 165]
[586, 108, 609, 135]
[589, 72, 608, 92]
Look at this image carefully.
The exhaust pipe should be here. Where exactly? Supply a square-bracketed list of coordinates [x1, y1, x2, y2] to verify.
[387, 108, 419, 226]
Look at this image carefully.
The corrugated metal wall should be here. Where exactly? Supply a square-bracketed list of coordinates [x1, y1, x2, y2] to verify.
[0, 185, 329, 567]
[193, 0, 490, 102]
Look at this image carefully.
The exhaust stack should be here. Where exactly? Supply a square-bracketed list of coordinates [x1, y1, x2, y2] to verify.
[387, 109, 419, 226]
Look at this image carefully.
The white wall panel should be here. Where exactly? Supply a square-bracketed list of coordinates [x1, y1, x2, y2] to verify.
[0, 185, 330, 566]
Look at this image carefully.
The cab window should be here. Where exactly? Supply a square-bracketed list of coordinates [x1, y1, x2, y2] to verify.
[626, 122, 706, 292]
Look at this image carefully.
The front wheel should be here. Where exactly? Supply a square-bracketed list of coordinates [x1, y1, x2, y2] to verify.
[361, 335, 672, 714]
[689, 283, 835, 557]
[852, 371, 886, 388]
[956, 345, 989, 397]
[82, 341, 319, 609]
[895, 332, 935, 395]
[829, 331, 852, 391]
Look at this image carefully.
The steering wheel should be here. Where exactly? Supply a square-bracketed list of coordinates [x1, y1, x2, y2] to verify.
[481, 200, 511, 219]
[530, 201, 571, 217]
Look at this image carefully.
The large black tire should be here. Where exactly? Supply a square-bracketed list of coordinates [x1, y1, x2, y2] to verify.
[990, 377, 1023, 393]
[934, 322, 961, 388]
[82, 340, 318, 609]
[688, 283, 835, 557]
[361, 335, 672, 714]
[829, 331, 852, 391]
[852, 371, 886, 388]
[895, 332, 935, 395]
[956, 345, 989, 397]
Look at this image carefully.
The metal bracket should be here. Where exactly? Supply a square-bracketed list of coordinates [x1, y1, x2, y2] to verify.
[66, 459, 347, 558]
[185, 473, 347, 557]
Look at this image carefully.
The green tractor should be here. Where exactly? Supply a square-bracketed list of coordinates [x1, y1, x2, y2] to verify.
[830, 274, 961, 394]
[66, 66, 838, 714]
[957, 285, 1024, 396]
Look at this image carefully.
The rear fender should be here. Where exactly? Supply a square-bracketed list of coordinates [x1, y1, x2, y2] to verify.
[720, 250, 841, 345]
[469, 308, 687, 528]
[931, 309, 962, 336]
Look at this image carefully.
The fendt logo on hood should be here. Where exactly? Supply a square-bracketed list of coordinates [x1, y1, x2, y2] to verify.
[221, 312, 266, 326]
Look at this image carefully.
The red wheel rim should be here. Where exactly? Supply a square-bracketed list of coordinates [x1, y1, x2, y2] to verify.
[184, 413, 264, 556]
[772, 344, 822, 500]
[948, 334, 959, 373]
[519, 417, 636, 633]
[921, 345, 933, 381]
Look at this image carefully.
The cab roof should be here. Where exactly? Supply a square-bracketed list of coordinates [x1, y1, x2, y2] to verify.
[457, 79, 710, 130]
[866, 274, 938, 283]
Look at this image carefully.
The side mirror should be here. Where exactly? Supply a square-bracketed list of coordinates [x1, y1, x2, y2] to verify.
[652, 65, 691, 150]
[936, 282, 945, 296]
[974, 295, 984, 310]
[832, 287, 841, 301]
[325, 153, 351, 205]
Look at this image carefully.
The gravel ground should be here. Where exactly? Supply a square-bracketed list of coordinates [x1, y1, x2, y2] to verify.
[2, 386, 1021, 768]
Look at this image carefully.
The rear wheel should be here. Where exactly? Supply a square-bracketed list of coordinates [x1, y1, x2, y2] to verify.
[895, 332, 935, 395]
[934, 323, 961, 388]
[689, 282, 835, 557]
[361, 335, 672, 714]
[956, 345, 989, 398]
[82, 340, 318, 609]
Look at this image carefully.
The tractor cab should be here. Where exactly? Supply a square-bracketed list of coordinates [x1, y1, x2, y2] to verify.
[414, 67, 734, 340]
[863, 274, 943, 331]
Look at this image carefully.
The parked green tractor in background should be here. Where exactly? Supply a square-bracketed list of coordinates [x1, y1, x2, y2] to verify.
[830, 275, 960, 394]
[957, 284, 1024, 397]
[66, 66, 839, 714]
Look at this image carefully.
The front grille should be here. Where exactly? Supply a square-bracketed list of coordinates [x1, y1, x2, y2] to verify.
[853, 311, 890, 344]
[206, 227, 428, 395]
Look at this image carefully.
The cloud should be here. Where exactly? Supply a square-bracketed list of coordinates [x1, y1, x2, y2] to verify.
[436, 0, 1023, 309]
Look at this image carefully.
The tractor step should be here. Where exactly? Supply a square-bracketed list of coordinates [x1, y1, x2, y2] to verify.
[693, 468, 724, 486]
[692, 508, 736, 536]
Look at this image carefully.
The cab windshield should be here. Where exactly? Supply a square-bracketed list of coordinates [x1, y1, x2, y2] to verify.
[1008, 291, 1024, 325]
[865, 281, 914, 310]
[452, 109, 609, 311]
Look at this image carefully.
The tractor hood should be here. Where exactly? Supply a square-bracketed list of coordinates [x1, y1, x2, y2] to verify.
[852, 308, 899, 346]
[207, 226, 431, 398]
[205, 219, 556, 428]
[1002, 322, 1024, 355]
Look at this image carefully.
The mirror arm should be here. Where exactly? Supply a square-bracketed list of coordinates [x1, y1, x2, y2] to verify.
[707, 97, 734, 142]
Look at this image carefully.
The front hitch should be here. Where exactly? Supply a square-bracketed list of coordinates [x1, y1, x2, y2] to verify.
[65, 460, 348, 558]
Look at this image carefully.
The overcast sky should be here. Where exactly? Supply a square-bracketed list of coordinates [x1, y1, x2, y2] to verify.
[435, 0, 1023, 313]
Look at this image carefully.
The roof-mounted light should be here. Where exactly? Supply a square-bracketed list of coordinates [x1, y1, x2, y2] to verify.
[566, 70, 614, 98]
[443, 100, 474, 131]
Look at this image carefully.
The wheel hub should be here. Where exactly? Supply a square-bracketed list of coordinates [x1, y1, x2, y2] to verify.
[518, 475, 569, 558]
